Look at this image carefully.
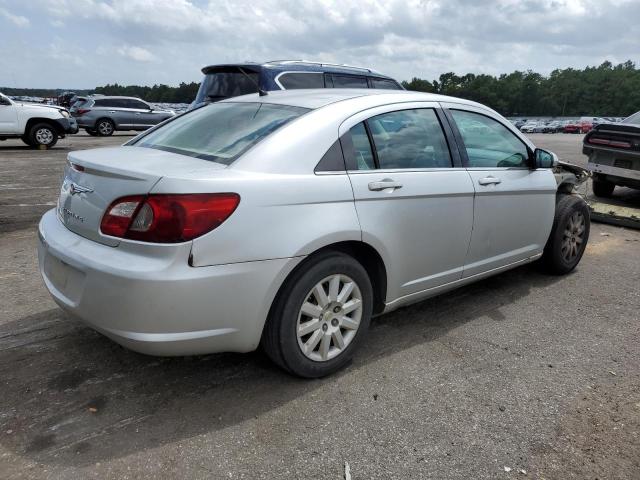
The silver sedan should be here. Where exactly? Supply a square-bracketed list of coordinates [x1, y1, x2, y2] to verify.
[38, 89, 590, 377]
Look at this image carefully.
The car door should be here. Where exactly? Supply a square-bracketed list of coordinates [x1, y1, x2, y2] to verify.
[443, 105, 556, 278]
[341, 103, 475, 302]
[95, 99, 131, 129]
[0, 96, 18, 133]
[127, 99, 156, 129]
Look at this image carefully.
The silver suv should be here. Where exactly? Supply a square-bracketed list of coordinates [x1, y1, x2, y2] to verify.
[71, 96, 175, 136]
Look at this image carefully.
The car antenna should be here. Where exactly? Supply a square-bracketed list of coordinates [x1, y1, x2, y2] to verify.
[237, 66, 268, 96]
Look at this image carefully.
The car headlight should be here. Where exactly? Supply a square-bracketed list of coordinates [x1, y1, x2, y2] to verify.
[60, 110, 70, 118]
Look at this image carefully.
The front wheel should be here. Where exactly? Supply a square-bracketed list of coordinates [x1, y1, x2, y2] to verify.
[28, 123, 58, 148]
[85, 128, 99, 136]
[262, 251, 373, 378]
[541, 195, 590, 275]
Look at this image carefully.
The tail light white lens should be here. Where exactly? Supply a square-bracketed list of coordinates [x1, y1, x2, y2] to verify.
[100, 193, 240, 243]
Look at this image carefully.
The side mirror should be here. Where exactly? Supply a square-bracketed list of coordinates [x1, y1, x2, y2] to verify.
[533, 148, 558, 168]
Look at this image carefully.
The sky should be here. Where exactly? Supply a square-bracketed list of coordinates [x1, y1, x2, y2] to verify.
[0, 0, 639, 89]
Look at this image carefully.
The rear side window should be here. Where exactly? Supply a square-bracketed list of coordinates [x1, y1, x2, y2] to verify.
[125, 99, 149, 109]
[370, 78, 402, 90]
[328, 75, 368, 88]
[368, 109, 452, 169]
[134, 102, 308, 165]
[278, 72, 325, 89]
[93, 99, 112, 107]
[450, 110, 529, 168]
[346, 123, 376, 170]
[343, 109, 452, 170]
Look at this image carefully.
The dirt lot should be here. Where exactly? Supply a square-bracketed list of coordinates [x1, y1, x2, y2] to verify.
[0, 133, 639, 479]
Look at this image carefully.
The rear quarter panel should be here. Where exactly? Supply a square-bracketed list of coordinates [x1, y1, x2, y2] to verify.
[154, 170, 361, 267]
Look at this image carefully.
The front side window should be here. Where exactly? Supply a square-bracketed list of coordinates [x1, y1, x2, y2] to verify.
[133, 102, 308, 165]
[329, 75, 368, 88]
[450, 110, 529, 168]
[278, 72, 324, 89]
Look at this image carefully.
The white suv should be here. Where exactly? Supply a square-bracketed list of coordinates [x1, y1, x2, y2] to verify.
[0, 92, 78, 148]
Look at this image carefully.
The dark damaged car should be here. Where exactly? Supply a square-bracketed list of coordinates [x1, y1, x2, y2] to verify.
[583, 111, 640, 197]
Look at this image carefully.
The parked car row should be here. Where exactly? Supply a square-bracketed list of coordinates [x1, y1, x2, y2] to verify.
[513, 117, 624, 135]
[2, 60, 405, 148]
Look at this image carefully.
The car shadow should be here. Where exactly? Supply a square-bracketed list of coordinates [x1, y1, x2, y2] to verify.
[0, 263, 565, 467]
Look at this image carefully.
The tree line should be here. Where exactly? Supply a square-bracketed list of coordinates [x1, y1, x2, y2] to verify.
[3, 60, 639, 115]
[402, 60, 640, 117]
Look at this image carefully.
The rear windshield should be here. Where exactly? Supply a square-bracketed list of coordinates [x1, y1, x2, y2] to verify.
[194, 68, 260, 104]
[622, 112, 640, 125]
[133, 102, 309, 165]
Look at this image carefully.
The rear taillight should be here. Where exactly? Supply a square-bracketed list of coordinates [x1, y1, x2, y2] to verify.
[100, 193, 240, 243]
[76, 108, 91, 115]
[587, 135, 632, 149]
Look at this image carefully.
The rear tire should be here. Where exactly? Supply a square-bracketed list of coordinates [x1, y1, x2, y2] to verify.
[592, 176, 615, 197]
[541, 195, 590, 275]
[85, 128, 99, 136]
[261, 251, 373, 378]
[95, 118, 115, 136]
[21, 135, 34, 146]
[28, 123, 58, 149]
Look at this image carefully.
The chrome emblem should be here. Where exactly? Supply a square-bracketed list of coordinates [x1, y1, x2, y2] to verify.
[69, 182, 93, 195]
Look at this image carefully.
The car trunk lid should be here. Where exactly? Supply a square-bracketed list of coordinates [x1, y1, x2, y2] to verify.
[58, 146, 226, 246]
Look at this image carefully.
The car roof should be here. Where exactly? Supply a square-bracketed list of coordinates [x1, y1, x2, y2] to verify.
[92, 96, 147, 101]
[221, 89, 488, 111]
[201, 61, 396, 80]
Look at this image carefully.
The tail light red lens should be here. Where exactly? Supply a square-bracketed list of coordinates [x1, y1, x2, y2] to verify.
[76, 108, 91, 115]
[100, 193, 240, 243]
[588, 136, 632, 149]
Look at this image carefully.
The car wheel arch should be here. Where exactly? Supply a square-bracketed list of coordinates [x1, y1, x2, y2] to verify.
[24, 117, 61, 136]
[268, 240, 388, 329]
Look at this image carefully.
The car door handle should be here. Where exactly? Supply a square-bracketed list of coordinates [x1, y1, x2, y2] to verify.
[478, 176, 502, 185]
[135, 112, 142, 115]
[108, 110, 116, 113]
[368, 179, 403, 191]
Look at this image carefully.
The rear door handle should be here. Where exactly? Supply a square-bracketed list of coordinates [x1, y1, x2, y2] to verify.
[478, 176, 502, 185]
[108, 110, 116, 113]
[368, 179, 403, 191]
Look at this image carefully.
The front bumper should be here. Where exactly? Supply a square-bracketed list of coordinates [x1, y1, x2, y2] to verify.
[37, 209, 302, 356]
[54, 117, 79, 135]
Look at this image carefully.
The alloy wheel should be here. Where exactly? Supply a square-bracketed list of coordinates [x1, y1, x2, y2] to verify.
[296, 274, 363, 362]
[98, 121, 113, 135]
[561, 211, 585, 262]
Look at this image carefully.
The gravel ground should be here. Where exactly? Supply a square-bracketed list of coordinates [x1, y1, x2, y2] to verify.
[0, 132, 639, 479]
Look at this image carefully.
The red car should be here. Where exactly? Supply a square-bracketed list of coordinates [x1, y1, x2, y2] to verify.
[563, 120, 582, 133]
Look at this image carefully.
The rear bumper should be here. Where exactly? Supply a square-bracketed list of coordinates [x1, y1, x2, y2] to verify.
[37, 209, 302, 356]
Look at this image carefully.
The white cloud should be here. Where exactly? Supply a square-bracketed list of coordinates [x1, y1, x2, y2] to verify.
[4, 0, 640, 87]
[0, 7, 29, 27]
[117, 45, 157, 62]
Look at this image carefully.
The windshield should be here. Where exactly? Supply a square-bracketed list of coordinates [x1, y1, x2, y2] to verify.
[133, 102, 309, 165]
[622, 111, 640, 125]
[194, 68, 261, 105]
